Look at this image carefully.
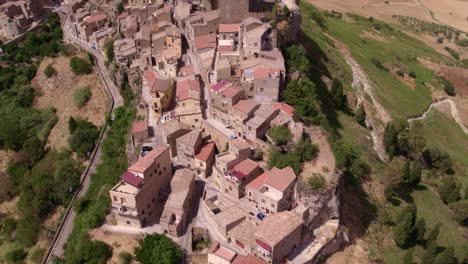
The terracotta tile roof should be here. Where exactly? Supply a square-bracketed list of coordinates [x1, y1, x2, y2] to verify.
[219, 23, 240, 33]
[195, 143, 215, 162]
[144, 70, 157, 89]
[214, 246, 237, 261]
[229, 159, 258, 181]
[153, 78, 171, 93]
[128, 145, 169, 174]
[177, 129, 202, 147]
[85, 13, 107, 24]
[207, 241, 220, 254]
[254, 68, 280, 79]
[219, 45, 234, 52]
[246, 171, 269, 190]
[211, 80, 231, 91]
[132, 121, 147, 134]
[178, 65, 195, 76]
[233, 100, 258, 114]
[232, 255, 267, 264]
[265, 167, 296, 192]
[120, 171, 142, 187]
[221, 86, 242, 98]
[271, 102, 295, 117]
[194, 34, 217, 50]
[177, 79, 200, 101]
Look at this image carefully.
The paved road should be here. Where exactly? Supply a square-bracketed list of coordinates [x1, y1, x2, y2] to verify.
[43, 11, 123, 264]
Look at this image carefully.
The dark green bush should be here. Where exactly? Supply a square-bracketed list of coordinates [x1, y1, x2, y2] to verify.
[70, 57, 93, 75]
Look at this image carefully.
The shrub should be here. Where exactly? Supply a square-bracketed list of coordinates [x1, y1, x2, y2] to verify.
[67, 238, 112, 264]
[440, 77, 456, 96]
[70, 56, 93, 75]
[119, 252, 133, 264]
[308, 174, 326, 190]
[68, 117, 99, 158]
[439, 177, 461, 204]
[134, 234, 182, 264]
[30, 248, 46, 263]
[44, 64, 57, 78]
[371, 58, 389, 71]
[267, 125, 291, 146]
[331, 79, 347, 109]
[408, 71, 417, 78]
[74, 86, 92, 108]
[5, 248, 27, 263]
[104, 38, 115, 63]
[396, 69, 405, 77]
[355, 103, 366, 126]
[373, 23, 382, 30]
[1, 217, 17, 237]
[444, 47, 460, 60]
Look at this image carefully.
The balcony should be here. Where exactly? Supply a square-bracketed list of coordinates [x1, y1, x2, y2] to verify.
[111, 205, 138, 217]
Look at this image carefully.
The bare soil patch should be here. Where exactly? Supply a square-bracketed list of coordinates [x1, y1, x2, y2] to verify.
[0, 196, 19, 219]
[326, 239, 371, 264]
[89, 228, 140, 264]
[391, 67, 416, 88]
[300, 126, 336, 183]
[31, 54, 109, 150]
[0, 149, 13, 173]
[360, 31, 389, 43]
[308, 0, 468, 32]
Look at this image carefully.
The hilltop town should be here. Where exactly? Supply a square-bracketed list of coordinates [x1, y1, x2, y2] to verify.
[9, 0, 344, 263]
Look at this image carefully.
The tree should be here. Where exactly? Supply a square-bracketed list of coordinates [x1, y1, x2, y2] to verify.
[283, 5, 290, 17]
[69, 56, 93, 75]
[74, 86, 92, 108]
[308, 174, 326, 191]
[426, 224, 440, 247]
[394, 205, 416, 248]
[267, 125, 291, 146]
[68, 118, 99, 158]
[403, 160, 411, 183]
[408, 163, 421, 187]
[285, 44, 310, 73]
[435, 246, 456, 264]
[384, 182, 397, 201]
[119, 252, 133, 264]
[355, 103, 366, 126]
[104, 38, 115, 63]
[331, 79, 347, 109]
[439, 177, 461, 204]
[5, 249, 27, 263]
[68, 116, 77, 133]
[422, 147, 452, 173]
[44, 64, 57, 78]
[54, 153, 82, 204]
[403, 250, 413, 264]
[134, 234, 182, 264]
[413, 218, 426, 241]
[16, 212, 40, 247]
[398, 124, 426, 159]
[449, 199, 468, 226]
[22, 136, 44, 163]
[267, 148, 302, 175]
[442, 77, 456, 96]
[421, 242, 438, 264]
[384, 123, 398, 159]
[68, 238, 112, 264]
[1, 217, 17, 238]
[116, 1, 125, 14]
[294, 138, 319, 162]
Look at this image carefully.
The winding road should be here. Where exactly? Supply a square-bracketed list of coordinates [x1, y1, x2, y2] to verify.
[42, 10, 123, 264]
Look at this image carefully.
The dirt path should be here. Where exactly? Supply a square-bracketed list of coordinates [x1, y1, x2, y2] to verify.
[408, 98, 468, 134]
[334, 41, 390, 162]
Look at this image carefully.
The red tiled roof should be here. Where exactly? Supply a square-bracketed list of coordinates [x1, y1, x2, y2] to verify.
[264, 167, 297, 192]
[221, 86, 242, 98]
[219, 23, 240, 33]
[178, 65, 195, 76]
[177, 79, 200, 101]
[153, 78, 171, 93]
[229, 159, 258, 181]
[254, 68, 279, 79]
[255, 239, 272, 251]
[144, 70, 157, 89]
[132, 121, 147, 134]
[194, 34, 217, 50]
[214, 246, 237, 261]
[233, 100, 258, 114]
[128, 145, 169, 174]
[246, 171, 269, 190]
[85, 13, 107, 24]
[120, 171, 142, 187]
[272, 102, 295, 117]
[211, 80, 230, 91]
[233, 255, 267, 264]
[219, 45, 234, 52]
[195, 143, 215, 162]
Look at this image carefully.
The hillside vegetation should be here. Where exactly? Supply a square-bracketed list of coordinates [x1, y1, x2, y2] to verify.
[298, 2, 468, 263]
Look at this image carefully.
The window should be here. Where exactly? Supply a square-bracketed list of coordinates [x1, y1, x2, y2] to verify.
[113, 196, 117, 201]
[142, 210, 145, 214]
[195, 119, 199, 122]
[260, 88, 264, 92]
[127, 221, 131, 225]
[261, 199, 265, 203]
[120, 197, 126, 203]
